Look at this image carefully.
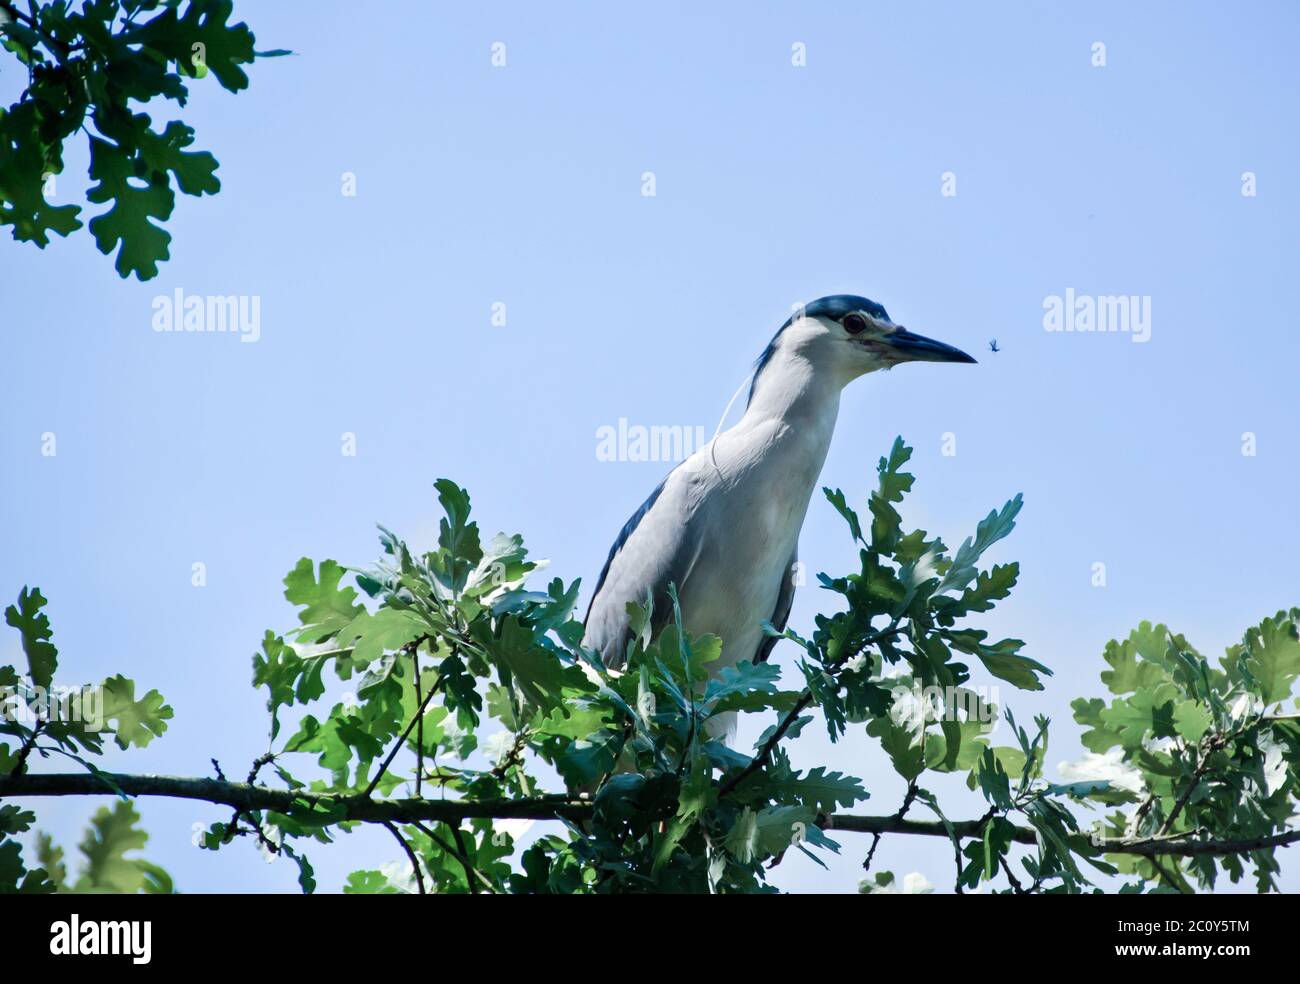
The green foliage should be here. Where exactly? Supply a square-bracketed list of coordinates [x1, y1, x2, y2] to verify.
[1069, 613, 1300, 892]
[0, 0, 286, 278]
[0, 585, 175, 892]
[2, 799, 172, 894]
[65, 801, 174, 893]
[5, 586, 57, 689]
[182, 439, 1055, 893]
[100, 673, 173, 749]
[2, 438, 1298, 894]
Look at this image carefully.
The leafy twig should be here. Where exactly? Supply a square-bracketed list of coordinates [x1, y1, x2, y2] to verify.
[363, 652, 440, 799]
[409, 819, 497, 894]
[865, 780, 919, 874]
[9, 719, 44, 776]
[381, 821, 426, 895]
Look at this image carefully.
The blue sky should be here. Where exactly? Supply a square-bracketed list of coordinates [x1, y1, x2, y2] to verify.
[3, 1, 1298, 893]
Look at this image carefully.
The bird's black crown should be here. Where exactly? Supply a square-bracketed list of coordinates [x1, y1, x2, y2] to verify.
[748, 294, 889, 405]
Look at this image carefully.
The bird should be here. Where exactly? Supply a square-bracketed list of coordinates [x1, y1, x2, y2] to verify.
[989, 338, 1000, 353]
[582, 294, 975, 738]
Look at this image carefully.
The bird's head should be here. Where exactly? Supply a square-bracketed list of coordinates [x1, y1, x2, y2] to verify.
[748, 294, 975, 404]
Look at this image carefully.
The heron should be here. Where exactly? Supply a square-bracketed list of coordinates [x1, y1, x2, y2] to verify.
[582, 294, 975, 737]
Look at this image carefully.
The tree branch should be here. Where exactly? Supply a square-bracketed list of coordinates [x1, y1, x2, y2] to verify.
[717, 693, 812, 797]
[411, 644, 424, 798]
[863, 780, 918, 874]
[6, 771, 1298, 860]
[363, 643, 438, 799]
[408, 819, 497, 894]
[381, 821, 426, 895]
[0, 772, 592, 823]
[1160, 733, 1227, 836]
[8, 719, 43, 776]
[718, 620, 904, 798]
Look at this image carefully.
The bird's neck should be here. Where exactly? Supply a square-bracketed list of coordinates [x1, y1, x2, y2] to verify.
[736, 352, 844, 473]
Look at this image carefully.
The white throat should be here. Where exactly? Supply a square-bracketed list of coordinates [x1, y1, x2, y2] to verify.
[728, 343, 846, 494]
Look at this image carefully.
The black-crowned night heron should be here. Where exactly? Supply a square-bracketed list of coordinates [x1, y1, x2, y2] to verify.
[583, 294, 975, 736]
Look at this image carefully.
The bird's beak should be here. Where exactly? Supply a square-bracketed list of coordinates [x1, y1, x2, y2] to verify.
[888, 327, 977, 364]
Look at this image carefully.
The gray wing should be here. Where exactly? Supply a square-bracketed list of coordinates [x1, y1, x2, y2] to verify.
[753, 550, 797, 664]
[583, 469, 702, 670]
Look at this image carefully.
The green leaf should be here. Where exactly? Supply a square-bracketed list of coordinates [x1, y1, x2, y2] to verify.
[4, 586, 58, 689]
[73, 801, 173, 894]
[136, 119, 220, 196]
[925, 716, 996, 773]
[1046, 780, 1113, 798]
[432, 478, 483, 591]
[765, 767, 869, 813]
[251, 631, 323, 739]
[0, 804, 36, 836]
[467, 532, 536, 599]
[85, 136, 174, 279]
[946, 630, 1049, 691]
[951, 563, 1019, 616]
[35, 832, 68, 892]
[875, 437, 915, 504]
[284, 558, 364, 643]
[867, 714, 925, 781]
[0, 106, 83, 247]
[724, 805, 816, 864]
[344, 869, 402, 894]
[555, 730, 621, 786]
[1072, 697, 1123, 753]
[0, 839, 56, 893]
[937, 494, 1023, 595]
[478, 615, 572, 711]
[964, 744, 1033, 792]
[975, 748, 1013, 809]
[100, 674, 173, 749]
[651, 816, 693, 874]
[1098, 683, 1179, 752]
[532, 703, 612, 741]
[334, 608, 426, 666]
[280, 842, 316, 894]
[127, 0, 258, 93]
[975, 641, 1049, 691]
[867, 438, 915, 551]
[703, 659, 781, 713]
[823, 487, 864, 543]
[1240, 610, 1300, 706]
[1, 0, 282, 278]
[801, 659, 847, 740]
[677, 758, 717, 820]
[1100, 633, 1171, 696]
[1172, 699, 1213, 744]
[651, 624, 720, 691]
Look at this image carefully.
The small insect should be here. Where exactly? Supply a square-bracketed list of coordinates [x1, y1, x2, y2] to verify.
[988, 339, 1000, 353]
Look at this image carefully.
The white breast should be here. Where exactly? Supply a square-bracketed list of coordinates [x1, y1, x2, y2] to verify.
[671, 411, 831, 671]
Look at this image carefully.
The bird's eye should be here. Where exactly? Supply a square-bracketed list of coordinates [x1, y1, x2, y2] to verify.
[843, 313, 868, 334]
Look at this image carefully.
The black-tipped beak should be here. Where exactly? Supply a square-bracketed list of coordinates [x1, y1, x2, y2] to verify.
[889, 327, 977, 364]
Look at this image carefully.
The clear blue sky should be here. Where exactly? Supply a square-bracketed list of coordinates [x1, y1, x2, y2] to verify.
[3, 1, 1298, 893]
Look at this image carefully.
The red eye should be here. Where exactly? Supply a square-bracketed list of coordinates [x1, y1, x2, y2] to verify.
[843, 314, 867, 334]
